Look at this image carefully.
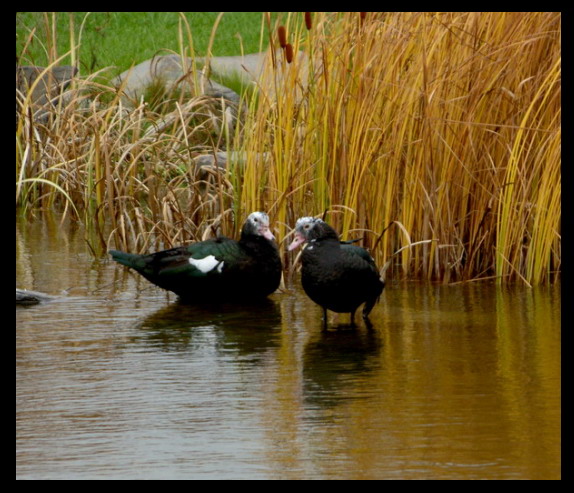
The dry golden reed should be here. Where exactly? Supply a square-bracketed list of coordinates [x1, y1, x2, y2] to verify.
[234, 12, 561, 285]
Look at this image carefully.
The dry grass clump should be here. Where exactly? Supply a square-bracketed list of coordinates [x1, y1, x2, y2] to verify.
[16, 11, 242, 255]
[16, 70, 238, 254]
[234, 12, 560, 284]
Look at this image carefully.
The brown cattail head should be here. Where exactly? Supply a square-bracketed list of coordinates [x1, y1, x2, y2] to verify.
[360, 12, 367, 25]
[278, 26, 287, 48]
[304, 12, 312, 30]
[285, 43, 294, 63]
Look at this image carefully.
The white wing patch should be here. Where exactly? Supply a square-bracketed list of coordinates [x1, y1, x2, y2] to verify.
[188, 255, 224, 274]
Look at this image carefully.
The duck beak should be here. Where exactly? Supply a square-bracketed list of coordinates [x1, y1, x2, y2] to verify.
[288, 232, 306, 251]
[260, 225, 275, 241]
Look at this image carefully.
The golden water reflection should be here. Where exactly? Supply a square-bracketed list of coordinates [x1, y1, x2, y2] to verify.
[16, 215, 560, 479]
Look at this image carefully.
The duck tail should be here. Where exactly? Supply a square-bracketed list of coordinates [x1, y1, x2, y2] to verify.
[109, 250, 145, 269]
[362, 279, 385, 320]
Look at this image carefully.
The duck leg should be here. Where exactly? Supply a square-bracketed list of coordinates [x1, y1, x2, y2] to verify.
[362, 304, 376, 330]
[322, 307, 329, 330]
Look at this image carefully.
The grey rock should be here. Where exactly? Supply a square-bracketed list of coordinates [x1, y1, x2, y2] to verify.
[193, 151, 229, 169]
[191, 151, 271, 184]
[16, 65, 78, 123]
[200, 52, 269, 84]
[112, 54, 241, 104]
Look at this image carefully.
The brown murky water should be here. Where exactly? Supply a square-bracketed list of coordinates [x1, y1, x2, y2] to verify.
[16, 215, 561, 479]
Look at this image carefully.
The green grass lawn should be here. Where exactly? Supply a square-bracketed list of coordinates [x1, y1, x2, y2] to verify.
[17, 12, 281, 78]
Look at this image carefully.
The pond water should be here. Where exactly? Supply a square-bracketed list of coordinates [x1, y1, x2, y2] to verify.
[16, 216, 561, 479]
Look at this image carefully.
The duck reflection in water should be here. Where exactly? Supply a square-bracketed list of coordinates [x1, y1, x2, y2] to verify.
[132, 298, 282, 360]
[302, 327, 383, 410]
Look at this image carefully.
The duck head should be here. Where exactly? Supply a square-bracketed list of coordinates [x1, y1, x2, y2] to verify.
[288, 216, 339, 251]
[243, 211, 275, 241]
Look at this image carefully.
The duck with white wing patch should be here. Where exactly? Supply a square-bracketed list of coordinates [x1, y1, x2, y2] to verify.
[110, 212, 282, 301]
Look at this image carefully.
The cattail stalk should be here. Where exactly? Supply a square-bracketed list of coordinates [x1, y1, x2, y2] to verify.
[285, 43, 294, 63]
[277, 25, 287, 48]
[305, 12, 312, 30]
